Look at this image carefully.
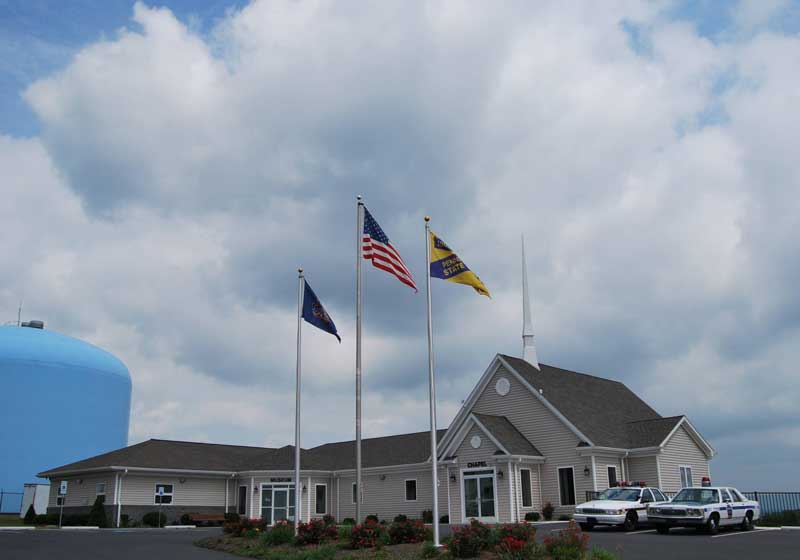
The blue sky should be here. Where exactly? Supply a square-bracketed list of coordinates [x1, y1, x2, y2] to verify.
[1, 1, 799, 492]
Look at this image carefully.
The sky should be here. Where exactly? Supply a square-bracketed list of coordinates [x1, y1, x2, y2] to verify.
[1, 0, 798, 491]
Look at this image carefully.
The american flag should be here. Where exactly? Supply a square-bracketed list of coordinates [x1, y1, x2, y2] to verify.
[362, 206, 418, 292]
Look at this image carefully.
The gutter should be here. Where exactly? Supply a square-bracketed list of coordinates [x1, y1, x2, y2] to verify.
[41, 466, 238, 478]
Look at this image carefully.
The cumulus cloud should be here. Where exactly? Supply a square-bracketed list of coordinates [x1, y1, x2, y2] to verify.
[1, 0, 798, 488]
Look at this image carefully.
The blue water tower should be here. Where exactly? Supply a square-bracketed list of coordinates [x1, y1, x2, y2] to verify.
[0, 323, 131, 512]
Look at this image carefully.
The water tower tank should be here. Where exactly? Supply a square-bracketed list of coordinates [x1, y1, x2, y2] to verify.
[0, 324, 131, 510]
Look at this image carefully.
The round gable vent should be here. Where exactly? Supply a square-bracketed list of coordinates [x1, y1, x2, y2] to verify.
[470, 435, 481, 449]
[495, 377, 510, 396]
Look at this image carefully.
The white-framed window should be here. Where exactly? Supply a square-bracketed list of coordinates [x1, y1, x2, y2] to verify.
[607, 465, 618, 487]
[352, 483, 358, 504]
[557, 467, 576, 506]
[679, 466, 693, 489]
[520, 469, 533, 507]
[315, 484, 327, 515]
[405, 479, 417, 502]
[56, 497, 65, 506]
[154, 483, 174, 505]
[96, 483, 106, 496]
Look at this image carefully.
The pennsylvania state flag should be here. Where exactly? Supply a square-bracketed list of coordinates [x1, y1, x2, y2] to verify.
[429, 232, 491, 298]
[302, 281, 341, 342]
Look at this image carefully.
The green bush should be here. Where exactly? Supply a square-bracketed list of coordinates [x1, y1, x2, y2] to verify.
[224, 512, 240, 522]
[393, 514, 408, 523]
[88, 495, 108, 528]
[322, 514, 336, 526]
[34, 514, 48, 525]
[180, 513, 192, 525]
[63, 513, 90, 526]
[46, 513, 59, 525]
[439, 514, 449, 523]
[350, 520, 386, 549]
[421, 541, 441, 558]
[296, 519, 338, 545]
[337, 524, 353, 541]
[542, 502, 555, 521]
[262, 519, 294, 545]
[759, 510, 800, 526]
[496, 522, 536, 542]
[589, 547, 621, 560]
[120, 514, 130, 527]
[543, 521, 588, 560]
[524, 511, 540, 522]
[341, 517, 356, 525]
[558, 514, 571, 521]
[387, 519, 427, 544]
[495, 537, 542, 560]
[142, 511, 167, 527]
[421, 510, 433, 523]
[365, 514, 379, 523]
[448, 519, 492, 558]
[23, 505, 37, 525]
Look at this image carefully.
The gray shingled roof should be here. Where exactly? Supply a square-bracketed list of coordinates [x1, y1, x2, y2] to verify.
[472, 413, 543, 456]
[500, 355, 676, 448]
[39, 430, 449, 477]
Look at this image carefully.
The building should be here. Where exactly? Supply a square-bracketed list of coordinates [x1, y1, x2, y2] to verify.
[37, 353, 714, 525]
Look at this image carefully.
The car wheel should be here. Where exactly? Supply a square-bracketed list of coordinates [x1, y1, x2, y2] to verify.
[656, 526, 670, 535]
[706, 514, 719, 535]
[579, 522, 594, 531]
[740, 513, 753, 531]
[623, 512, 638, 531]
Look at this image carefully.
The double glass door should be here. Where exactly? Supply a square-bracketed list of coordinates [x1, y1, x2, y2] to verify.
[463, 470, 496, 520]
[261, 485, 296, 524]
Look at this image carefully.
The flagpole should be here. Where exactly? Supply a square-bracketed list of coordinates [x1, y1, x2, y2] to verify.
[424, 216, 440, 547]
[355, 196, 364, 523]
[294, 267, 304, 534]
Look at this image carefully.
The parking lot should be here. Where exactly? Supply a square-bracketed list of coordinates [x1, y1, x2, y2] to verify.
[0, 523, 798, 559]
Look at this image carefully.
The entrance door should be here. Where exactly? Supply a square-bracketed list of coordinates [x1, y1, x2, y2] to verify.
[273, 488, 290, 522]
[238, 486, 247, 515]
[463, 470, 496, 521]
[262, 486, 297, 524]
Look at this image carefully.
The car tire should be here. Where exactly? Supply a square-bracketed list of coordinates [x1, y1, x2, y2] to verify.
[656, 526, 670, 535]
[579, 522, 594, 531]
[623, 512, 638, 531]
[740, 513, 753, 531]
[706, 514, 719, 535]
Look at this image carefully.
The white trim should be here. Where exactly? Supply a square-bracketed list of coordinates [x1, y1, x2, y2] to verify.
[537, 464, 543, 511]
[470, 415, 511, 454]
[446, 467, 451, 522]
[591, 456, 597, 492]
[224, 478, 228, 514]
[460, 466, 499, 523]
[660, 417, 715, 459]
[336, 478, 340, 521]
[508, 463, 515, 522]
[314, 483, 327, 515]
[679, 465, 693, 488]
[307, 476, 311, 522]
[153, 482, 174, 506]
[556, 466, 577, 507]
[656, 456, 663, 489]
[519, 468, 533, 508]
[95, 482, 106, 497]
[250, 476, 254, 519]
[404, 479, 418, 502]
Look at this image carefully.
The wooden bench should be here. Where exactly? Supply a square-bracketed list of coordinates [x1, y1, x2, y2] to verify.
[188, 513, 226, 526]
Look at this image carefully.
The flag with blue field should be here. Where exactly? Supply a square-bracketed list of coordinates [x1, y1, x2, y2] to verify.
[302, 281, 341, 342]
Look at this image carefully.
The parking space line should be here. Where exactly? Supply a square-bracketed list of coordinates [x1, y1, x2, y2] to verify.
[711, 528, 781, 539]
[626, 529, 656, 535]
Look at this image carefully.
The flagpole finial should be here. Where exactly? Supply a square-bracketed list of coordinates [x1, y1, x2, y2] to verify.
[357, 195, 363, 203]
[424, 215, 430, 222]
[298, 267, 303, 275]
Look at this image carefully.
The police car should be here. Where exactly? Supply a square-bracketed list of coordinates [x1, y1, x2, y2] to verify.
[574, 485, 670, 531]
[647, 486, 759, 534]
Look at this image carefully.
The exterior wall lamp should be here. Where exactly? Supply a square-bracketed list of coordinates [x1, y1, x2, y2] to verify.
[583, 466, 591, 477]
[449, 474, 457, 482]
[497, 470, 504, 480]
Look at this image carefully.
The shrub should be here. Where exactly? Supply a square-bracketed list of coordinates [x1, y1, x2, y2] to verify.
[496, 536, 542, 560]
[322, 514, 336, 526]
[543, 521, 589, 560]
[224, 512, 240, 522]
[421, 509, 433, 523]
[448, 519, 491, 558]
[341, 517, 356, 525]
[542, 502, 555, 521]
[87, 495, 108, 528]
[388, 519, 427, 544]
[296, 518, 338, 545]
[23, 505, 37, 525]
[142, 511, 167, 528]
[262, 519, 294, 545]
[421, 541, 441, 558]
[393, 514, 408, 523]
[180, 513, 192, 525]
[439, 514, 449, 524]
[365, 514, 379, 523]
[119, 514, 130, 528]
[759, 510, 800, 526]
[350, 520, 386, 549]
[46, 513, 59, 525]
[337, 524, 353, 541]
[496, 522, 536, 542]
[589, 547, 621, 560]
[63, 513, 90, 526]
[558, 514, 571, 521]
[524, 511, 540, 522]
[34, 514, 48, 525]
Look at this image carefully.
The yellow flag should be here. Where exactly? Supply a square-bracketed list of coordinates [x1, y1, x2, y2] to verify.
[429, 231, 490, 297]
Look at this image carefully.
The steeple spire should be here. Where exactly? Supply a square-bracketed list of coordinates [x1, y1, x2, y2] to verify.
[522, 235, 540, 369]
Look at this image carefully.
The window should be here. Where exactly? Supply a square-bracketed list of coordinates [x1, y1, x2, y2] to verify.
[641, 489, 654, 503]
[154, 483, 174, 505]
[56, 497, 65, 506]
[679, 466, 693, 488]
[607, 466, 618, 487]
[238, 486, 247, 515]
[405, 480, 417, 501]
[96, 483, 106, 496]
[352, 483, 358, 504]
[731, 489, 746, 502]
[653, 489, 668, 502]
[721, 489, 732, 502]
[520, 469, 532, 507]
[315, 485, 327, 515]
[557, 467, 576, 506]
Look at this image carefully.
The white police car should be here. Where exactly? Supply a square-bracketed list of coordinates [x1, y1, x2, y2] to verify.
[574, 486, 670, 531]
[647, 486, 759, 534]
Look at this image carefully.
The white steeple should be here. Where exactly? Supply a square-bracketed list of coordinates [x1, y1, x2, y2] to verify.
[522, 235, 540, 369]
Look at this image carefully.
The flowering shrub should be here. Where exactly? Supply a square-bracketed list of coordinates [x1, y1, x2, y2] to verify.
[349, 519, 386, 549]
[542, 502, 555, 521]
[226, 517, 269, 537]
[262, 519, 295, 546]
[448, 520, 492, 558]
[496, 522, 536, 542]
[295, 518, 338, 545]
[388, 519, 427, 544]
[543, 521, 589, 560]
[495, 536, 534, 560]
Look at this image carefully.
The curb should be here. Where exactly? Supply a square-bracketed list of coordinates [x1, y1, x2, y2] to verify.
[780, 526, 800, 530]
[0, 526, 35, 531]
[61, 526, 101, 530]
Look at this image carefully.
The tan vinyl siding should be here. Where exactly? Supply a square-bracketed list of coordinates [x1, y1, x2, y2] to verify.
[658, 426, 710, 493]
[119, 475, 226, 507]
[627, 456, 659, 488]
[513, 463, 542, 518]
[47, 474, 115, 508]
[594, 456, 622, 491]
[471, 365, 591, 516]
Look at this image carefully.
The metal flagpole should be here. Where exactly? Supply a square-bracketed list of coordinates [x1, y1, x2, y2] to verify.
[424, 216, 441, 547]
[355, 196, 364, 523]
[294, 268, 304, 534]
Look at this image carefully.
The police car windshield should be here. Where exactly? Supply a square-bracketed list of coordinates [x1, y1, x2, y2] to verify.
[672, 488, 719, 504]
[596, 488, 641, 501]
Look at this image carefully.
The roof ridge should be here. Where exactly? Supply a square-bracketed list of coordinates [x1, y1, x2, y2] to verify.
[148, 438, 277, 451]
[311, 428, 449, 449]
[500, 354, 625, 384]
[626, 415, 683, 425]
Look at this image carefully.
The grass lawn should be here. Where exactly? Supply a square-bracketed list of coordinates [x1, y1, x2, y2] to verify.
[0, 514, 24, 527]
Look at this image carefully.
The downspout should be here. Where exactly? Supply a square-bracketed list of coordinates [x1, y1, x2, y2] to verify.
[591, 456, 598, 492]
[536, 464, 543, 512]
[446, 467, 451, 523]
